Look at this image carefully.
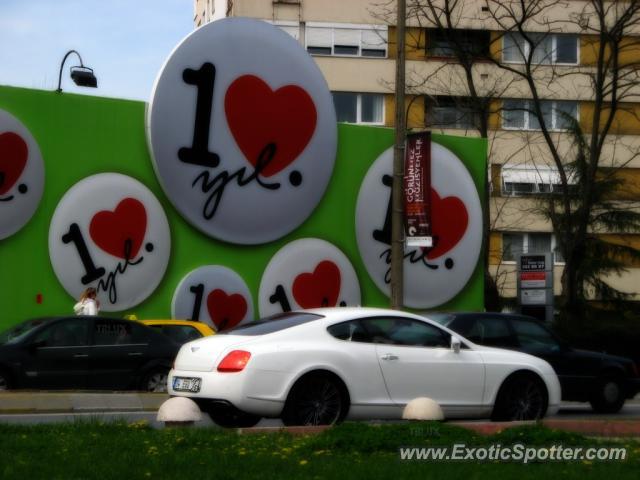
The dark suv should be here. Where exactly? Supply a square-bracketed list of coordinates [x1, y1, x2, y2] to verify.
[431, 312, 640, 413]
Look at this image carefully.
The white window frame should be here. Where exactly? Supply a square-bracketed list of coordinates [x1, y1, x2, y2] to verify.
[502, 232, 565, 264]
[501, 99, 579, 131]
[500, 165, 577, 196]
[332, 92, 385, 125]
[305, 22, 388, 58]
[502, 33, 579, 66]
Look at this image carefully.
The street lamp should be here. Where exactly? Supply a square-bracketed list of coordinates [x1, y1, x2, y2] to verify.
[56, 50, 98, 93]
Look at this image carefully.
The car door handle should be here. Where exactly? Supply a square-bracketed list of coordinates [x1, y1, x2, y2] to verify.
[381, 354, 399, 361]
[73, 354, 89, 358]
[127, 352, 143, 356]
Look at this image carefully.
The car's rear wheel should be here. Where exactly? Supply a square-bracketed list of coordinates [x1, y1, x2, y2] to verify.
[589, 375, 625, 413]
[281, 373, 346, 426]
[492, 373, 548, 421]
[206, 404, 261, 428]
[141, 368, 169, 393]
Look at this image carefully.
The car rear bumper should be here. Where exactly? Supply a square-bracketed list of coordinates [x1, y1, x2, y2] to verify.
[168, 368, 286, 417]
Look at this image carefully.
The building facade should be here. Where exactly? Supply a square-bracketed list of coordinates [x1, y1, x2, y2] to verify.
[193, 0, 640, 302]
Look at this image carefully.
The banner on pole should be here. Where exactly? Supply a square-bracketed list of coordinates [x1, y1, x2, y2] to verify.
[404, 131, 432, 247]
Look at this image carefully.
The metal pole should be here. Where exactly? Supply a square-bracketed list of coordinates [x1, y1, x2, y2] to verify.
[391, 0, 406, 309]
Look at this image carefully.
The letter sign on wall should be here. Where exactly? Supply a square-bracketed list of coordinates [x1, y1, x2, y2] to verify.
[48, 173, 171, 311]
[147, 18, 337, 244]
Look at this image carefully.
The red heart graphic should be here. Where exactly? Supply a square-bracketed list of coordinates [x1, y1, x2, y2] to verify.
[0, 132, 28, 195]
[89, 198, 147, 259]
[207, 289, 248, 331]
[424, 188, 468, 260]
[224, 75, 317, 177]
[292, 261, 341, 309]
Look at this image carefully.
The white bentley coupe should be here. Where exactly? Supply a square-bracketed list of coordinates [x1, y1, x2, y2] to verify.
[168, 308, 560, 427]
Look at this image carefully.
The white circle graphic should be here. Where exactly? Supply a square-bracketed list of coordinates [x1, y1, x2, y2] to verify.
[147, 18, 337, 244]
[172, 265, 254, 331]
[259, 238, 361, 317]
[49, 173, 171, 312]
[0, 109, 45, 239]
[356, 144, 482, 308]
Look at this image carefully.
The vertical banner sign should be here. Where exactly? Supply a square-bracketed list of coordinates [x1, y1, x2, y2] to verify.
[404, 131, 432, 247]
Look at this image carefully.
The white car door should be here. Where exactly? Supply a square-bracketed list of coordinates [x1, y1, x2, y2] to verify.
[361, 317, 485, 408]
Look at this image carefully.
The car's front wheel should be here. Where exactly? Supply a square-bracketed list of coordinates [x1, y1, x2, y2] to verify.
[141, 368, 169, 393]
[492, 373, 548, 421]
[281, 373, 347, 426]
[589, 376, 625, 413]
[206, 404, 261, 428]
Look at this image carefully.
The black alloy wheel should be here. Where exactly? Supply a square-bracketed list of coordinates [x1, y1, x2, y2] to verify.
[493, 374, 547, 421]
[282, 374, 345, 426]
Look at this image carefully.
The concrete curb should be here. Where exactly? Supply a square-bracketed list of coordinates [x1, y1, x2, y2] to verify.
[0, 392, 168, 414]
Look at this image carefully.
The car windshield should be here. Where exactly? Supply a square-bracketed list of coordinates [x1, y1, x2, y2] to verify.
[0, 318, 49, 345]
[219, 312, 324, 336]
[425, 313, 455, 326]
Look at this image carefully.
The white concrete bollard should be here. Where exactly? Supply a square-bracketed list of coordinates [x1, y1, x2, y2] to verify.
[402, 397, 444, 421]
[157, 397, 202, 427]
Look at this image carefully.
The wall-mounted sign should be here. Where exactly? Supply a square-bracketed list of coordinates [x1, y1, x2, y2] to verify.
[147, 18, 337, 244]
[258, 238, 361, 317]
[172, 265, 253, 331]
[356, 144, 482, 308]
[404, 131, 432, 248]
[0, 109, 45, 240]
[48, 173, 171, 312]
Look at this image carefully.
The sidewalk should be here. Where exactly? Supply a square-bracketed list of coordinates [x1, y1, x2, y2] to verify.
[0, 392, 168, 413]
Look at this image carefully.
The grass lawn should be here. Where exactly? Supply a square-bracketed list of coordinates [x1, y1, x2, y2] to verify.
[0, 421, 638, 479]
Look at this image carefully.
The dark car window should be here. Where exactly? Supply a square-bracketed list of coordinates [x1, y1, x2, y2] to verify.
[33, 319, 90, 347]
[93, 320, 148, 346]
[511, 319, 560, 352]
[327, 320, 371, 342]
[360, 317, 450, 347]
[464, 317, 517, 347]
[151, 325, 203, 344]
[219, 312, 324, 336]
[0, 318, 50, 345]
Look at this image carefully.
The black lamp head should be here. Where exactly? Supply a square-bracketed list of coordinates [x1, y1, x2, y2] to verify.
[70, 66, 97, 88]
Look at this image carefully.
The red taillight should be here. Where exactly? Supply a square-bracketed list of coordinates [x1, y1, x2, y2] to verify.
[217, 350, 251, 372]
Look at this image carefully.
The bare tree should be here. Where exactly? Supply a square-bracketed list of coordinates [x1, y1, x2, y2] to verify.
[484, 0, 640, 323]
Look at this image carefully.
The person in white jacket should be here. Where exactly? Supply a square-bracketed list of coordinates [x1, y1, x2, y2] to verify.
[74, 287, 100, 316]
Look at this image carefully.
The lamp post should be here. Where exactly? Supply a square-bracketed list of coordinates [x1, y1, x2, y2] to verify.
[56, 50, 98, 93]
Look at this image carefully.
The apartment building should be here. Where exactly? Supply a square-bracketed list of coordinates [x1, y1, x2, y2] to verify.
[193, 0, 640, 302]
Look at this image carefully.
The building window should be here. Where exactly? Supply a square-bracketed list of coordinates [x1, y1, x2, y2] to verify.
[502, 232, 564, 263]
[306, 23, 387, 58]
[271, 21, 301, 42]
[503, 33, 579, 65]
[332, 92, 384, 124]
[502, 99, 578, 131]
[501, 165, 577, 196]
[426, 29, 490, 58]
[426, 96, 479, 129]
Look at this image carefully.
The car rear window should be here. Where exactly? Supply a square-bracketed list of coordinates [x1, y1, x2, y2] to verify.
[219, 312, 324, 336]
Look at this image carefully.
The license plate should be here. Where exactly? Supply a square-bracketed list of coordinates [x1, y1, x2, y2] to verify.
[172, 376, 201, 393]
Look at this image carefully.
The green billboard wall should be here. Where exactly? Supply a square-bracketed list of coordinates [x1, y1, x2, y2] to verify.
[0, 86, 486, 329]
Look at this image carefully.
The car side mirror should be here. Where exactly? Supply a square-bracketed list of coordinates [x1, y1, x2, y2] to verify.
[451, 336, 461, 354]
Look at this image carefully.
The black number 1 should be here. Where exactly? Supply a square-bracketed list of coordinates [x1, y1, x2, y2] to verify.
[189, 283, 205, 322]
[178, 62, 220, 169]
[62, 223, 105, 285]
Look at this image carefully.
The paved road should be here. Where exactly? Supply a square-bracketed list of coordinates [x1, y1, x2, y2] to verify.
[1, 402, 639, 428]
